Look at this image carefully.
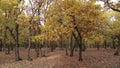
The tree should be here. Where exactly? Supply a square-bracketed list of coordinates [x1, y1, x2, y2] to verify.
[45, 0, 103, 61]
[0, 0, 24, 61]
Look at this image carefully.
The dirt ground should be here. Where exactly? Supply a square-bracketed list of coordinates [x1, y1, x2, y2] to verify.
[0, 48, 120, 68]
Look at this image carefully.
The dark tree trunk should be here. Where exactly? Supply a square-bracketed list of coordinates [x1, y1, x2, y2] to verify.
[114, 36, 120, 56]
[3, 27, 7, 54]
[75, 27, 83, 61]
[0, 39, 2, 51]
[27, 27, 32, 61]
[15, 23, 22, 61]
[5, 45, 10, 54]
[104, 39, 107, 49]
[50, 43, 54, 52]
[66, 45, 68, 56]
[60, 35, 63, 50]
[112, 38, 116, 49]
[73, 32, 83, 61]
[35, 43, 40, 57]
[8, 45, 10, 54]
[79, 35, 83, 61]
[70, 35, 74, 56]
[97, 45, 100, 50]
[3, 27, 10, 55]
[82, 41, 86, 51]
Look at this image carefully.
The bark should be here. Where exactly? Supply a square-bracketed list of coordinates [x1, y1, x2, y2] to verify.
[79, 35, 83, 61]
[6, 45, 10, 54]
[97, 45, 100, 50]
[82, 40, 86, 51]
[3, 27, 7, 54]
[65, 45, 68, 56]
[112, 38, 116, 49]
[0, 39, 2, 51]
[114, 36, 120, 56]
[75, 27, 83, 61]
[50, 43, 54, 52]
[35, 43, 40, 57]
[60, 35, 63, 50]
[73, 32, 83, 61]
[72, 14, 83, 61]
[15, 23, 22, 61]
[104, 39, 107, 49]
[3, 27, 10, 55]
[27, 27, 32, 61]
[70, 35, 73, 56]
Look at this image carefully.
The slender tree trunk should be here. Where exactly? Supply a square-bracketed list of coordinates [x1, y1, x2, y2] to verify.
[6, 45, 10, 54]
[73, 32, 83, 61]
[79, 35, 83, 61]
[27, 27, 32, 61]
[104, 39, 107, 49]
[112, 38, 116, 49]
[97, 45, 100, 50]
[15, 23, 21, 61]
[35, 43, 40, 57]
[114, 36, 120, 56]
[3, 27, 7, 54]
[70, 35, 73, 56]
[60, 35, 63, 50]
[50, 43, 54, 52]
[82, 40, 86, 51]
[66, 45, 68, 56]
[75, 27, 83, 61]
[0, 39, 2, 51]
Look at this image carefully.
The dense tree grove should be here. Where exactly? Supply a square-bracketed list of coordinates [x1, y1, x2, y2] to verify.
[0, 0, 120, 62]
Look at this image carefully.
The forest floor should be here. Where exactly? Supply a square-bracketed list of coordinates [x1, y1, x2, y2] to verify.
[0, 48, 120, 68]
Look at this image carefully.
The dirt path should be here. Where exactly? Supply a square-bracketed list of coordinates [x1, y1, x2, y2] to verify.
[0, 48, 120, 68]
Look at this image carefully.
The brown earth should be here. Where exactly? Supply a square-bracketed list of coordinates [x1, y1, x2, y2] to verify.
[0, 48, 120, 68]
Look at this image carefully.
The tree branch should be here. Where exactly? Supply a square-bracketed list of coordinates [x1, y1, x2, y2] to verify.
[106, 0, 120, 12]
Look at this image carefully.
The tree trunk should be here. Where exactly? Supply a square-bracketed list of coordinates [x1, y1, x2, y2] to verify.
[15, 23, 22, 61]
[0, 39, 2, 51]
[70, 35, 74, 56]
[66, 45, 68, 56]
[51, 43, 54, 52]
[35, 43, 40, 57]
[73, 32, 83, 61]
[104, 39, 107, 49]
[82, 42, 86, 51]
[6, 45, 10, 54]
[112, 38, 116, 49]
[79, 35, 83, 61]
[27, 27, 32, 61]
[60, 35, 63, 50]
[3, 27, 7, 54]
[114, 37, 120, 56]
[97, 45, 100, 50]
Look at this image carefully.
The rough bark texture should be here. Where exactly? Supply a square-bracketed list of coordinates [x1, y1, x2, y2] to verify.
[15, 23, 21, 61]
